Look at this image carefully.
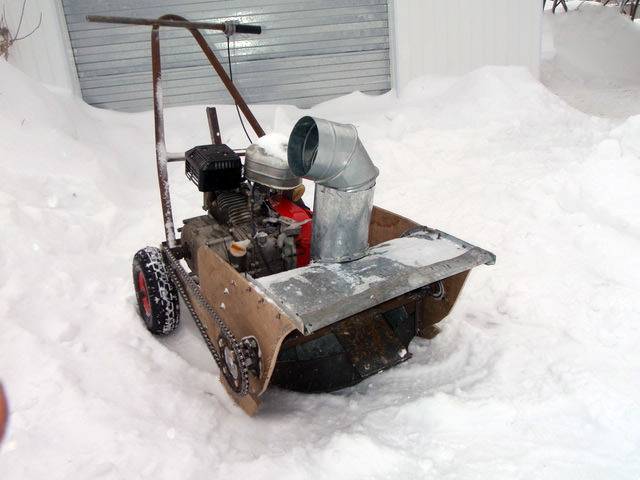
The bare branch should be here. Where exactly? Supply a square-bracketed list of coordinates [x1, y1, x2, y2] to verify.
[0, 5, 9, 60]
[0, 0, 42, 59]
[13, 11, 41, 41]
[12, 0, 28, 41]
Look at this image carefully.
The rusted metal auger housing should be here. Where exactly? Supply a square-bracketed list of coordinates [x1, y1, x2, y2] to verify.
[88, 14, 495, 415]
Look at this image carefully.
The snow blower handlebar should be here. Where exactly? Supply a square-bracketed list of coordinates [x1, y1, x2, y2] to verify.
[87, 14, 265, 248]
[86, 15, 262, 34]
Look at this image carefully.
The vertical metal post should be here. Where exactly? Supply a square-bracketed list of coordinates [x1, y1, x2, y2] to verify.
[206, 107, 222, 145]
[151, 25, 177, 247]
[203, 106, 222, 213]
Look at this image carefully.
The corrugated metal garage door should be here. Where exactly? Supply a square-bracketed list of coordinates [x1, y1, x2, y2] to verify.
[62, 0, 391, 111]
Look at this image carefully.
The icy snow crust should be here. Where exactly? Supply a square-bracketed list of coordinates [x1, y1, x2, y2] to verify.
[1, 8, 640, 477]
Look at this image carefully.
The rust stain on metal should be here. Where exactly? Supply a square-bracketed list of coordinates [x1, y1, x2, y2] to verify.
[206, 107, 223, 145]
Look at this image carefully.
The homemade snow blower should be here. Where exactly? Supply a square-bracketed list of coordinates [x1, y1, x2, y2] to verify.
[88, 15, 495, 415]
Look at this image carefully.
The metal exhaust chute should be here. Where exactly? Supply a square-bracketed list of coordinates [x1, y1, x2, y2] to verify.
[288, 116, 379, 262]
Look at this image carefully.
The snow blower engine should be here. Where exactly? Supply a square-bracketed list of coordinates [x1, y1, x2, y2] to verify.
[181, 142, 313, 279]
[87, 14, 495, 415]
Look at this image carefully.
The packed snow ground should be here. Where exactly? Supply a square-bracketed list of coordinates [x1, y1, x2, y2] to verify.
[1, 6, 640, 480]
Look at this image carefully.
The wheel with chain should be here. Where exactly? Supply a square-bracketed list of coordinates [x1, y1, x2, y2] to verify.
[218, 335, 242, 393]
[132, 247, 180, 335]
[162, 246, 250, 396]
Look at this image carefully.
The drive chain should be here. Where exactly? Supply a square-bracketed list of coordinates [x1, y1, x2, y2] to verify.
[162, 246, 250, 396]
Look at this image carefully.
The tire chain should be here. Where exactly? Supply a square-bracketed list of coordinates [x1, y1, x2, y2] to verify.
[162, 246, 250, 396]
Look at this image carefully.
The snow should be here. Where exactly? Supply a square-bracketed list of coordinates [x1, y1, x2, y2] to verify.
[254, 132, 289, 160]
[542, 1, 640, 118]
[375, 235, 466, 268]
[1, 5, 640, 479]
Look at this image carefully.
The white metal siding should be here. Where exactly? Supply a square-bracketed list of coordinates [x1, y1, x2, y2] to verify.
[391, 0, 542, 90]
[62, 0, 391, 111]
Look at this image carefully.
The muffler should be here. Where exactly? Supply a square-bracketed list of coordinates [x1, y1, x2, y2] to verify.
[288, 116, 379, 262]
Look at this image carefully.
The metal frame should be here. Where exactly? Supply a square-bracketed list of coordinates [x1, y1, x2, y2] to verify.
[86, 14, 496, 416]
[581, 0, 639, 19]
[622, 0, 639, 20]
[87, 15, 265, 247]
[544, 0, 569, 13]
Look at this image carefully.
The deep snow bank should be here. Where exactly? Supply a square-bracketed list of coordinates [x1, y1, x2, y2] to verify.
[1, 58, 640, 479]
[542, 1, 640, 118]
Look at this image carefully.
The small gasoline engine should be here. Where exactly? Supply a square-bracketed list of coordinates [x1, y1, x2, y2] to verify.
[180, 143, 312, 279]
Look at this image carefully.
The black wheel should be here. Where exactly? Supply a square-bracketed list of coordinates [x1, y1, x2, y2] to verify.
[132, 247, 180, 335]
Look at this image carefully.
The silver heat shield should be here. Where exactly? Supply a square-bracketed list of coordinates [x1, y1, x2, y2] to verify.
[288, 116, 379, 262]
[245, 144, 301, 190]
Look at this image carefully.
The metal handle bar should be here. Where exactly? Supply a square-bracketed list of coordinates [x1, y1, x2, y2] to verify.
[86, 15, 262, 34]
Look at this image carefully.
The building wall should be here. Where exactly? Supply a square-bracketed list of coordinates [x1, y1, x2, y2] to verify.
[390, 0, 543, 91]
[5, 0, 543, 102]
[61, 0, 391, 111]
[3, 0, 79, 93]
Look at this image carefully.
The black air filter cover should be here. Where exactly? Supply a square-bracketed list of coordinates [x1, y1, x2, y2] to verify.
[185, 144, 242, 192]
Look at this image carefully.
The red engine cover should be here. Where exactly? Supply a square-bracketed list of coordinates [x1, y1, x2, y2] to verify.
[269, 196, 313, 267]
